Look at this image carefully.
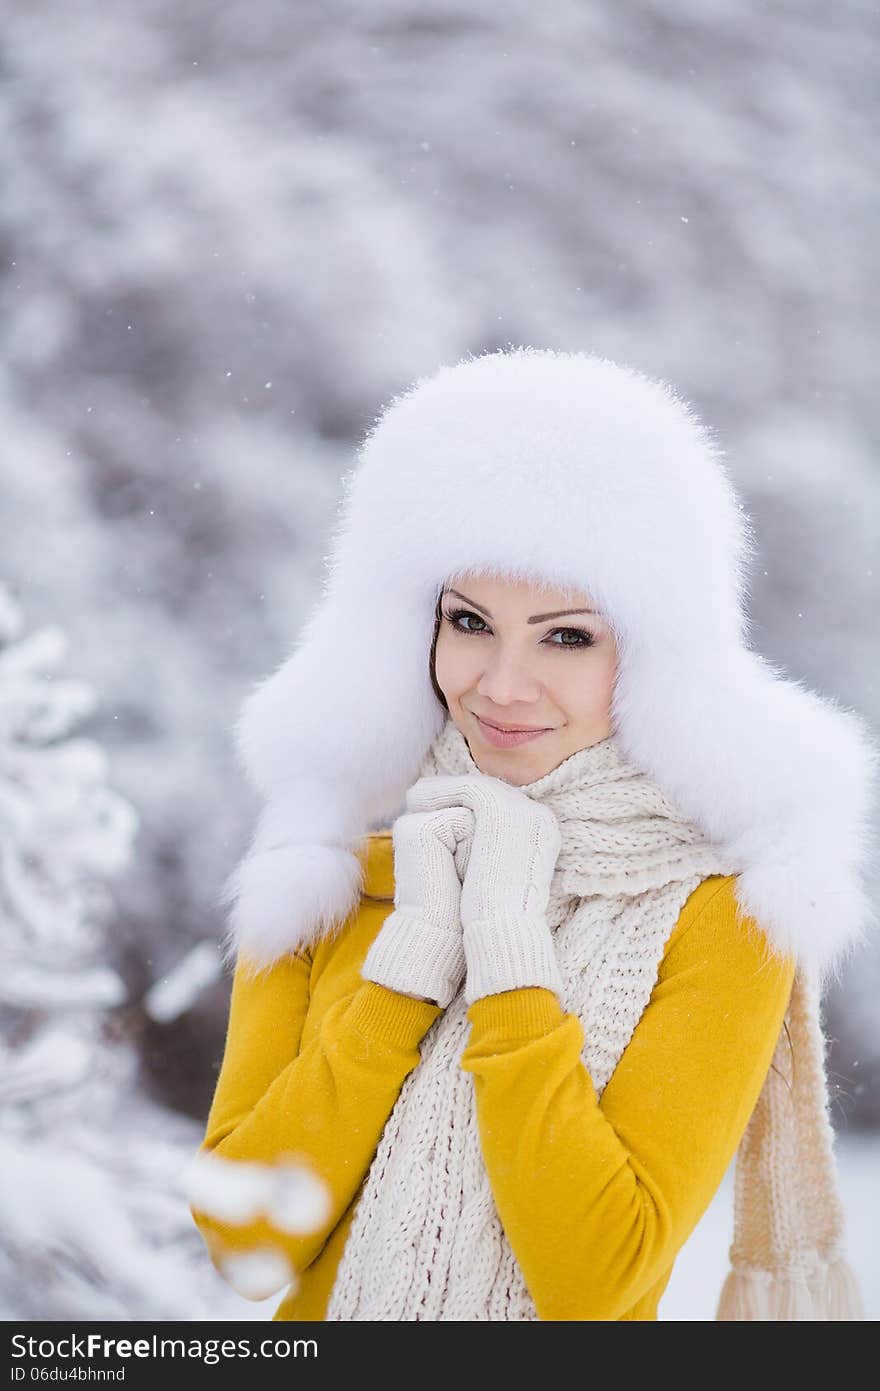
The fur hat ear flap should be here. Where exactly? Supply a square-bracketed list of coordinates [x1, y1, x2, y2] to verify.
[217, 838, 365, 978]
[219, 585, 449, 970]
[611, 637, 880, 990]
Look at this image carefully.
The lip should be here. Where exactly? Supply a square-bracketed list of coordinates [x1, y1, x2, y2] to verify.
[474, 714, 554, 748]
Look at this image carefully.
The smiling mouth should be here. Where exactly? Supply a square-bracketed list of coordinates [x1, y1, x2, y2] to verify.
[474, 714, 554, 733]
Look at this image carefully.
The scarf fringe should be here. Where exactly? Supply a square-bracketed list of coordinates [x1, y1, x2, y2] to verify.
[715, 1254, 865, 1321]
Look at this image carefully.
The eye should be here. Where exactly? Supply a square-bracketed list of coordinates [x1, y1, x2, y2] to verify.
[442, 608, 596, 649]
[548, 628, 595, 648]
[444, 607, 488, 635]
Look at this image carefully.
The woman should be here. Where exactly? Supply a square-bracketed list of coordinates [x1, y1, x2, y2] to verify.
[189, 347, 875, 1320]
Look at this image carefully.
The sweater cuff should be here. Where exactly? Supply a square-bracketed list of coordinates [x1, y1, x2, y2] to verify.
[361, 906, 465, 1008]
[348, 981, 442, 1049]
[466, 986, 566, 1040]
[463, 913, 564, 1006]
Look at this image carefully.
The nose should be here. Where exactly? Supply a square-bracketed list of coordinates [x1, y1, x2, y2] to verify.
[474, 647, 544, 706]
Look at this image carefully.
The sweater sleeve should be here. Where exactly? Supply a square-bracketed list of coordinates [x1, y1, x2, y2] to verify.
[458, 877, 797, 1321]
[189, 947, 442, 1298]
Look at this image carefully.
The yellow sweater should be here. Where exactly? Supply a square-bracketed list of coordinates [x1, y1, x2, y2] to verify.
[190, 832, 795, 1321]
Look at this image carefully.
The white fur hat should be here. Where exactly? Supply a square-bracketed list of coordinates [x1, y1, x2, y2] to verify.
[219, 346, 879, 985]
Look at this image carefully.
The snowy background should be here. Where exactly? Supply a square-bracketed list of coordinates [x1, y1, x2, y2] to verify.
[1, 0, 877, 1320]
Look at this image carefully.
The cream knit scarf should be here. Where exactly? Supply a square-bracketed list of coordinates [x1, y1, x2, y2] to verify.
[325, 718, 863, 1321]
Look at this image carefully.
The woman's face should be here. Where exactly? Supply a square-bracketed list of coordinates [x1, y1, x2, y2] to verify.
[434, 570, 619, 785]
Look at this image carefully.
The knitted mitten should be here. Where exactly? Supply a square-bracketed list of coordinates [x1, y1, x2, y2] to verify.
[405, 774, 563, 1006]
[360, 804, 475, 1008]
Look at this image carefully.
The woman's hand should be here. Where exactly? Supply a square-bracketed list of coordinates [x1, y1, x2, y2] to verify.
[360, 804, 475, 1008]
[405, 774, 564, 1006]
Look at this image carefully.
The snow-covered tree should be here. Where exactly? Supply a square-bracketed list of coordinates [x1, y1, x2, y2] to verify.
[0, 580, 257, 1319]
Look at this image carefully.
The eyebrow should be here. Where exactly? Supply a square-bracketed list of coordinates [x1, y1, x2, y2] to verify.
[445, 588, 598, 623]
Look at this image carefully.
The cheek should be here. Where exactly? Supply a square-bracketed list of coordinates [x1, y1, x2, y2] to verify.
[590, 649, 619, 708]
[434, 631, 471, 694]
[559, 650, 618, 714]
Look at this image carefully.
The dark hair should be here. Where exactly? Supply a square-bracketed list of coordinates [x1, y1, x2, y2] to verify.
[429, 588, 449, 712]
[771, 1017, 794, 1093]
